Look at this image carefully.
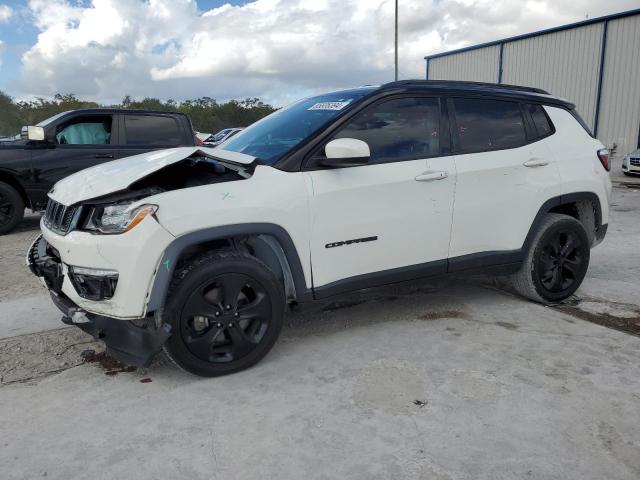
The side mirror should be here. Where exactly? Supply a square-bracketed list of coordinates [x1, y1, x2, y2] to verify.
[320, 138, 370, 168]
[20, 126, 46, 142]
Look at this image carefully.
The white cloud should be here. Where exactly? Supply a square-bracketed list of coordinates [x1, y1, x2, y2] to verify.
[14, 0, 640, 105]
[0, 2, 12, 62]
[0, 4, 12, 23]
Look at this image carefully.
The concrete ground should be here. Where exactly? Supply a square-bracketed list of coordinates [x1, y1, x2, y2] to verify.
[1, 183, 639, 480]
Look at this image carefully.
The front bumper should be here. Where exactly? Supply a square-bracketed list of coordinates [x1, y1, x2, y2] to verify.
[622, 157, 640, 174]
[28, 234, 171, 366]
[36, 214, 175, 319]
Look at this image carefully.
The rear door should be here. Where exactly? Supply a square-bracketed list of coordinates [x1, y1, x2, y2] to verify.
[113, 113, 187, 159]
[305, 96, 456, 293]
[447, 97, 560, 267]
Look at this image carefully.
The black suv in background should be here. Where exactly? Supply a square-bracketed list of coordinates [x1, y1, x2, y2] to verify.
[0, 109, 196, 234]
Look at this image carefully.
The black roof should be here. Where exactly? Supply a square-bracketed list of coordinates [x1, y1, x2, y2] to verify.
[57, 108, 186, 116]
[376, 80, 574, 109]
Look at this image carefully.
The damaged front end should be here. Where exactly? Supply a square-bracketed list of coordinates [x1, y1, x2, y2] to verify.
[28, 148, 258, 367]
[27, 234, 171, 367]
[66, 153, 254, 236]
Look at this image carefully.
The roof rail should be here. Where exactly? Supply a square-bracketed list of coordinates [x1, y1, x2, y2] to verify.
[383, 79, 549, 95]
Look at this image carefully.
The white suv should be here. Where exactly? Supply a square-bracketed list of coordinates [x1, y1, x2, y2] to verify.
[29, 81, 612, 376]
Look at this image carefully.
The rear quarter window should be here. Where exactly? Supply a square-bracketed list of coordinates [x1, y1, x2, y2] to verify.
[527, 104, 554, 138]
[124, 115, 182, 146]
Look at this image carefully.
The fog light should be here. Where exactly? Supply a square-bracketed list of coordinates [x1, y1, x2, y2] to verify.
[68, 266, 119, 301]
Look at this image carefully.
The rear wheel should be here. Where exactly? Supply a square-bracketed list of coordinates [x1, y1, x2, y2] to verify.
[0, 182, 25, 235]
[162, 251, 285, 377]
[510, 214, 590, 303]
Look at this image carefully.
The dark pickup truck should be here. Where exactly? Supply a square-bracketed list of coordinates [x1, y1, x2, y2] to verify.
[0, 109, 196, 234]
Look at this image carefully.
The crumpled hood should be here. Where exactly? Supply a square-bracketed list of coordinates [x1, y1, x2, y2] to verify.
[48, 147, 255, 206]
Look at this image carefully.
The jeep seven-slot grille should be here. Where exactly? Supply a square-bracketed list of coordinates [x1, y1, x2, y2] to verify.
[43, 199, 79, 235]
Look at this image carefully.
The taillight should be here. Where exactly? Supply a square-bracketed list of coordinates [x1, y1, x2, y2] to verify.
[597, 148, 610, 171]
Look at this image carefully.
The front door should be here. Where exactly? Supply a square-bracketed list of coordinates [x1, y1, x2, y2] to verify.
[29, 113, 115, 206]
[304, 96, 456, 294]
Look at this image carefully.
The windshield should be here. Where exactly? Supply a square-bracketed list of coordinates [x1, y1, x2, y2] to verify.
[220, 89, 374, 164]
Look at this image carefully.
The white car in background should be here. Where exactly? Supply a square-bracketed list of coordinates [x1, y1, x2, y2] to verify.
[208, 128, 243, 146]
[194, 131, 213, 145]
[622, 149, 640, 176]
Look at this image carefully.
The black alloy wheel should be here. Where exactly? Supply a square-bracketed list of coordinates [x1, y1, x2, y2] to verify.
[180, 273, 272, 364]
[0, 182, 25, 235]
[510, 213, 590, 303]
[536, 229, 587, 295]
[0, 191, 15, 226]
[163, 251, 285, 377]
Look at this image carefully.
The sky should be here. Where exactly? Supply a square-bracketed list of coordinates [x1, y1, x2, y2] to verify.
[0, 0, 638, 106]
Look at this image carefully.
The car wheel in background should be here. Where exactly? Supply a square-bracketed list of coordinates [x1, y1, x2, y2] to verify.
[162, 251, 285, 377]
[509, 213, 590, 304]
[0, 182, 25, 235]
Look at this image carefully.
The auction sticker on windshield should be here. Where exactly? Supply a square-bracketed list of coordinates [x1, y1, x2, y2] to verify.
[308, 101, 351, 111]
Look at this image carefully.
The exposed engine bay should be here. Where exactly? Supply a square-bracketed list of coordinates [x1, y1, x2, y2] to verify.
[84, 153, 252, 206]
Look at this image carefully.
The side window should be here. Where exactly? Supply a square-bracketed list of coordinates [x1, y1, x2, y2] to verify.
[451, 98, 526, 152]
[55, 115, 112, 145]
[527, 104, 554, 138]
[124, 115, 182, 146]
[334, 97, 440, 164]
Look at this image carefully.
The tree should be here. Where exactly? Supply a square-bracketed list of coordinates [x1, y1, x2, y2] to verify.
[0, 93, 276, 137]
[0, 91, 23, 136]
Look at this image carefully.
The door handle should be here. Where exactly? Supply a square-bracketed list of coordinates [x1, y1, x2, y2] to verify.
[415, 170, 448, 182]
[94, 153, 114, 159]
[523, 158, 549, 167]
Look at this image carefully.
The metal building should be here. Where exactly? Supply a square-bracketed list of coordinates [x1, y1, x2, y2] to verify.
[424, 8, 640, 159]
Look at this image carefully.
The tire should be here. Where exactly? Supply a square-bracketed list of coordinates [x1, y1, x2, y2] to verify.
[0, 182, 25, 235]
[161, 251, 285, 377]
[509, 214, 590, 304]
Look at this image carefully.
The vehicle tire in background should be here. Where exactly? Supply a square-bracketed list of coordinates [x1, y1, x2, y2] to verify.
[162, 251, 285, 377]
[509, 213, 590, 304]
[0, 181, 25, 235]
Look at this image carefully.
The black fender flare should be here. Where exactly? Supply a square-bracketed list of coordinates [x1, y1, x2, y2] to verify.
[522, 191, 603, 253]
[146, 223, 311, 312]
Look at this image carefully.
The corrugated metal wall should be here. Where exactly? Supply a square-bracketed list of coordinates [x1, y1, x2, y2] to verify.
[425, 11, 640, 156]
[501, 23, 603, 130]
[428, 45, 499, 83]
[597, 15, 640, 157]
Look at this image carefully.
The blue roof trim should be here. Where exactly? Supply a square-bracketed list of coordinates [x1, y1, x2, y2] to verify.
[424, 8, 640, 60]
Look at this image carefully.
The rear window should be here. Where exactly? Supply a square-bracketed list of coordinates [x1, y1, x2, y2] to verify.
[527, 104, 554, 138]
[124, 115, 182, 146]
[569, 109, 595, 137]
[451, 98, 526, 153]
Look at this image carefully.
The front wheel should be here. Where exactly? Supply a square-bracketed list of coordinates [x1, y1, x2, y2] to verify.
[0, 182, 25, 235]
[509, 214, 590, 303]
[162, 251, 285, 377]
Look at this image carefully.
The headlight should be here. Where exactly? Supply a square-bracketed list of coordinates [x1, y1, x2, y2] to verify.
[84, 203, 158, 234]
